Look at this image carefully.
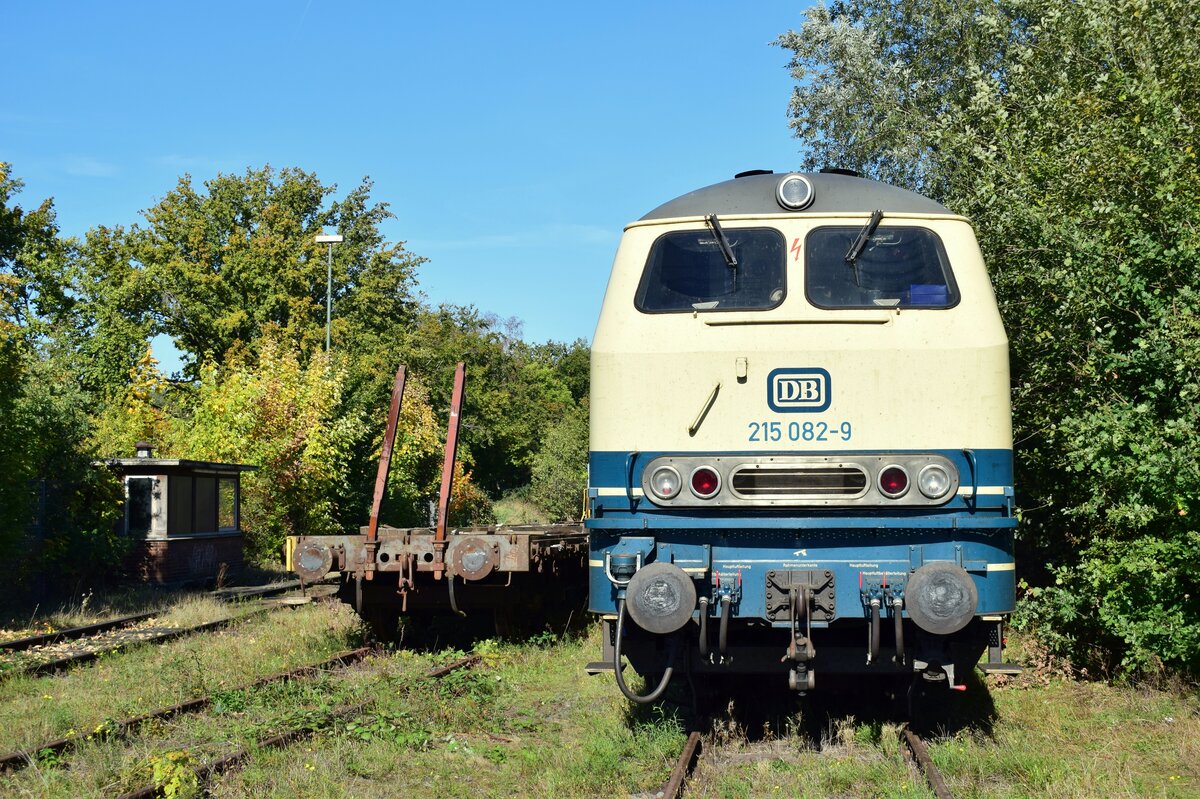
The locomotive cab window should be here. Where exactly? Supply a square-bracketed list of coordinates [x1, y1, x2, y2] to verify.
[635, 227, 786, 312]
[805, 226, 959, 309]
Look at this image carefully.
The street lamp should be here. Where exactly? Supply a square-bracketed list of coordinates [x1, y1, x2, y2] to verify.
[315, 234, 343, 351]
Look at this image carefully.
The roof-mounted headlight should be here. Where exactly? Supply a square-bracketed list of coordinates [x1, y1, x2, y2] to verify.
[776, 174, 815, 211]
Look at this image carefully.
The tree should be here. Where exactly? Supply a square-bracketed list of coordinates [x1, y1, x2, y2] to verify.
[0, 162, 72, 335]
[170, 332, 370, 559]
[0, 164, 125, 596]
[68, 225, 158, 401]
[529, 399, 589, 522]
[136, 165, 424, 376]
[778, 0, 1200, 675]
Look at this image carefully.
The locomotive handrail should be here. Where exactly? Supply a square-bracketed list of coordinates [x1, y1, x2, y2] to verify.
[962, 448, 978, 507]
[625, 451, 640, 511]
[603, 551, 642, 587]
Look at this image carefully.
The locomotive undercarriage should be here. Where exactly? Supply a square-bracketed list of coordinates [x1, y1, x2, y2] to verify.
[599, 614, 994, 690]
[593, 547, 1018, 702]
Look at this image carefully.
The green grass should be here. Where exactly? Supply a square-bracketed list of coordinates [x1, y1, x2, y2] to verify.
[493, 496, 551, 526]
[683, 671, 1198, 799]
[0, 601, 365, 757]
[0, 563, 294, 643]
[210, 628, 687, 798]
[3, 600, 1196, 799]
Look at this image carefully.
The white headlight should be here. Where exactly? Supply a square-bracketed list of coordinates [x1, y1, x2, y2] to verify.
[917, 464, 952, 499]
[776, 174, 815, 211]
[649, 466, 682, 500]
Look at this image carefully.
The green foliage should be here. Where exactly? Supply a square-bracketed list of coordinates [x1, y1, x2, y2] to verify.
[136, 165, 424, 376]
[778, 0, 1200, 676]
[0, 168, 126, 595]
[69, 224, 158, 398]
[89, 347, 172, 458]
[0, 163, 72, 335]
[529, 399, 589, 522]
[402, 308, 585, 495]
[344, 713, 433, 750]
[1, 158, 591, 593]
[148, 749, 200, 799]
[171, 333, 369, 559]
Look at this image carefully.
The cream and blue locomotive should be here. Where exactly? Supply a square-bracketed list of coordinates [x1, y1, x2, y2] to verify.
[587, 170, 1017, 701]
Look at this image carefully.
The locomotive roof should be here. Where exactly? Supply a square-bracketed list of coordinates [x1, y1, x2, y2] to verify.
[639, 171, 952, 220]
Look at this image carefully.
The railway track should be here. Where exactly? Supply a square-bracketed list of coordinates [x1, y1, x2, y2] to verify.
[0, 577, 320, 654]
[648, 723, 955, 798]
[0, 646, 373, 772]
[901, 724, 955, 799]
[0, 581, 334, 680]
[108, 653, 481, 799]
[0, 606, 275, 680]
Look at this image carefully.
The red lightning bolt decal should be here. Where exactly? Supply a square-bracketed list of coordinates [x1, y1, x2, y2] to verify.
[790, 237, 802, 261]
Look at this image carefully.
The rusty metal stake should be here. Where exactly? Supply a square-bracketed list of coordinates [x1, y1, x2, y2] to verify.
[432, 362, 466, 581]
[364, 365, 407, 581]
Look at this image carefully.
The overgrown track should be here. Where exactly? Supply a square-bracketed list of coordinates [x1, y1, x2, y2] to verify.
[902, 725, 955, 799]
[0, 606, 275, 680]
[653, 730, 703, 799]
[0, 646, 373, 773]
[0, 578, 316, 654]
[0, 610, 160, 653]
[110, 653, 482, 799]
[647, 722, 956, 799]
[0, 581, 337, 680]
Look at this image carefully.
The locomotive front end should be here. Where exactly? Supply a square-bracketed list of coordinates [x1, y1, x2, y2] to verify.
[587, 171, 1017, 700]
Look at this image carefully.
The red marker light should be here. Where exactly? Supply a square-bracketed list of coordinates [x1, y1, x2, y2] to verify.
[879, 466, 909, 498]
[691, 467, 720, 498]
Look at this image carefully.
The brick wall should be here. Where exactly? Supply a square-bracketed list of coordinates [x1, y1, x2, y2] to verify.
[132, 535, 244, 584]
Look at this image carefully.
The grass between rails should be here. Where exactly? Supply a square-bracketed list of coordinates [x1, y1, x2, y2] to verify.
[1, 598, 1196, 799]
[0, 566, 295, 643]
[210, 633, 687, 798]
[0, 600, 363, 760]
[685, 667, 1199, 799]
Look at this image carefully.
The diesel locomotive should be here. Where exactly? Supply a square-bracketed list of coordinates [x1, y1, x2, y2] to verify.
[587, 170, 1018, 702]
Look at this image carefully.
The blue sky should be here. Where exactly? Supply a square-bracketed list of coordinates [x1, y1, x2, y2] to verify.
[3, 1, 810, 368]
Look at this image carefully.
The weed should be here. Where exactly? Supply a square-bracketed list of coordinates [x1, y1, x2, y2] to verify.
[435, 667, 499, 703]
[36, 746, 62, 769]
[171, 650, 211, 696]
[149, 749, 200, 799]
[344, 713, 433, 750]
[211, 689, 248, 714]
[528, 628, 558, 647]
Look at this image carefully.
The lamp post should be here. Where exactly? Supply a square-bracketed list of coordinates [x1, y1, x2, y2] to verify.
[315, 234, 343, 351]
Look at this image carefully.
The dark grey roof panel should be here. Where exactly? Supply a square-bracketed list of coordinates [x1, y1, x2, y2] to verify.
[639, 172, 951, 220]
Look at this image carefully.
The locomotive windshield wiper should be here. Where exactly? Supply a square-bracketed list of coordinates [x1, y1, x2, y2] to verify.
[706, 214, 738, 269]
[844, 209, 884, 286]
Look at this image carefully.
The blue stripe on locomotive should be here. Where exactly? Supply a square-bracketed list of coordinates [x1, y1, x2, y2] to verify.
[586, 448, 1016, 623]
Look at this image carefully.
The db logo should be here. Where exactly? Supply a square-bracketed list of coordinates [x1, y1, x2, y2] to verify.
[767, 368, 831, 413]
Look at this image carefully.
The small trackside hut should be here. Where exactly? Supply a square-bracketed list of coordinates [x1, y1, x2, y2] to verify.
[101, 443, 255, 583]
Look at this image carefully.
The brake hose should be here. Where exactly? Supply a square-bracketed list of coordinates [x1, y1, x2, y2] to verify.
[613, 598, 676, 704]
[893, 598, 905, 664]
[718, 594, 732, 656]
[868, 600, 881, 663]
[698, 597, 710, 658]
